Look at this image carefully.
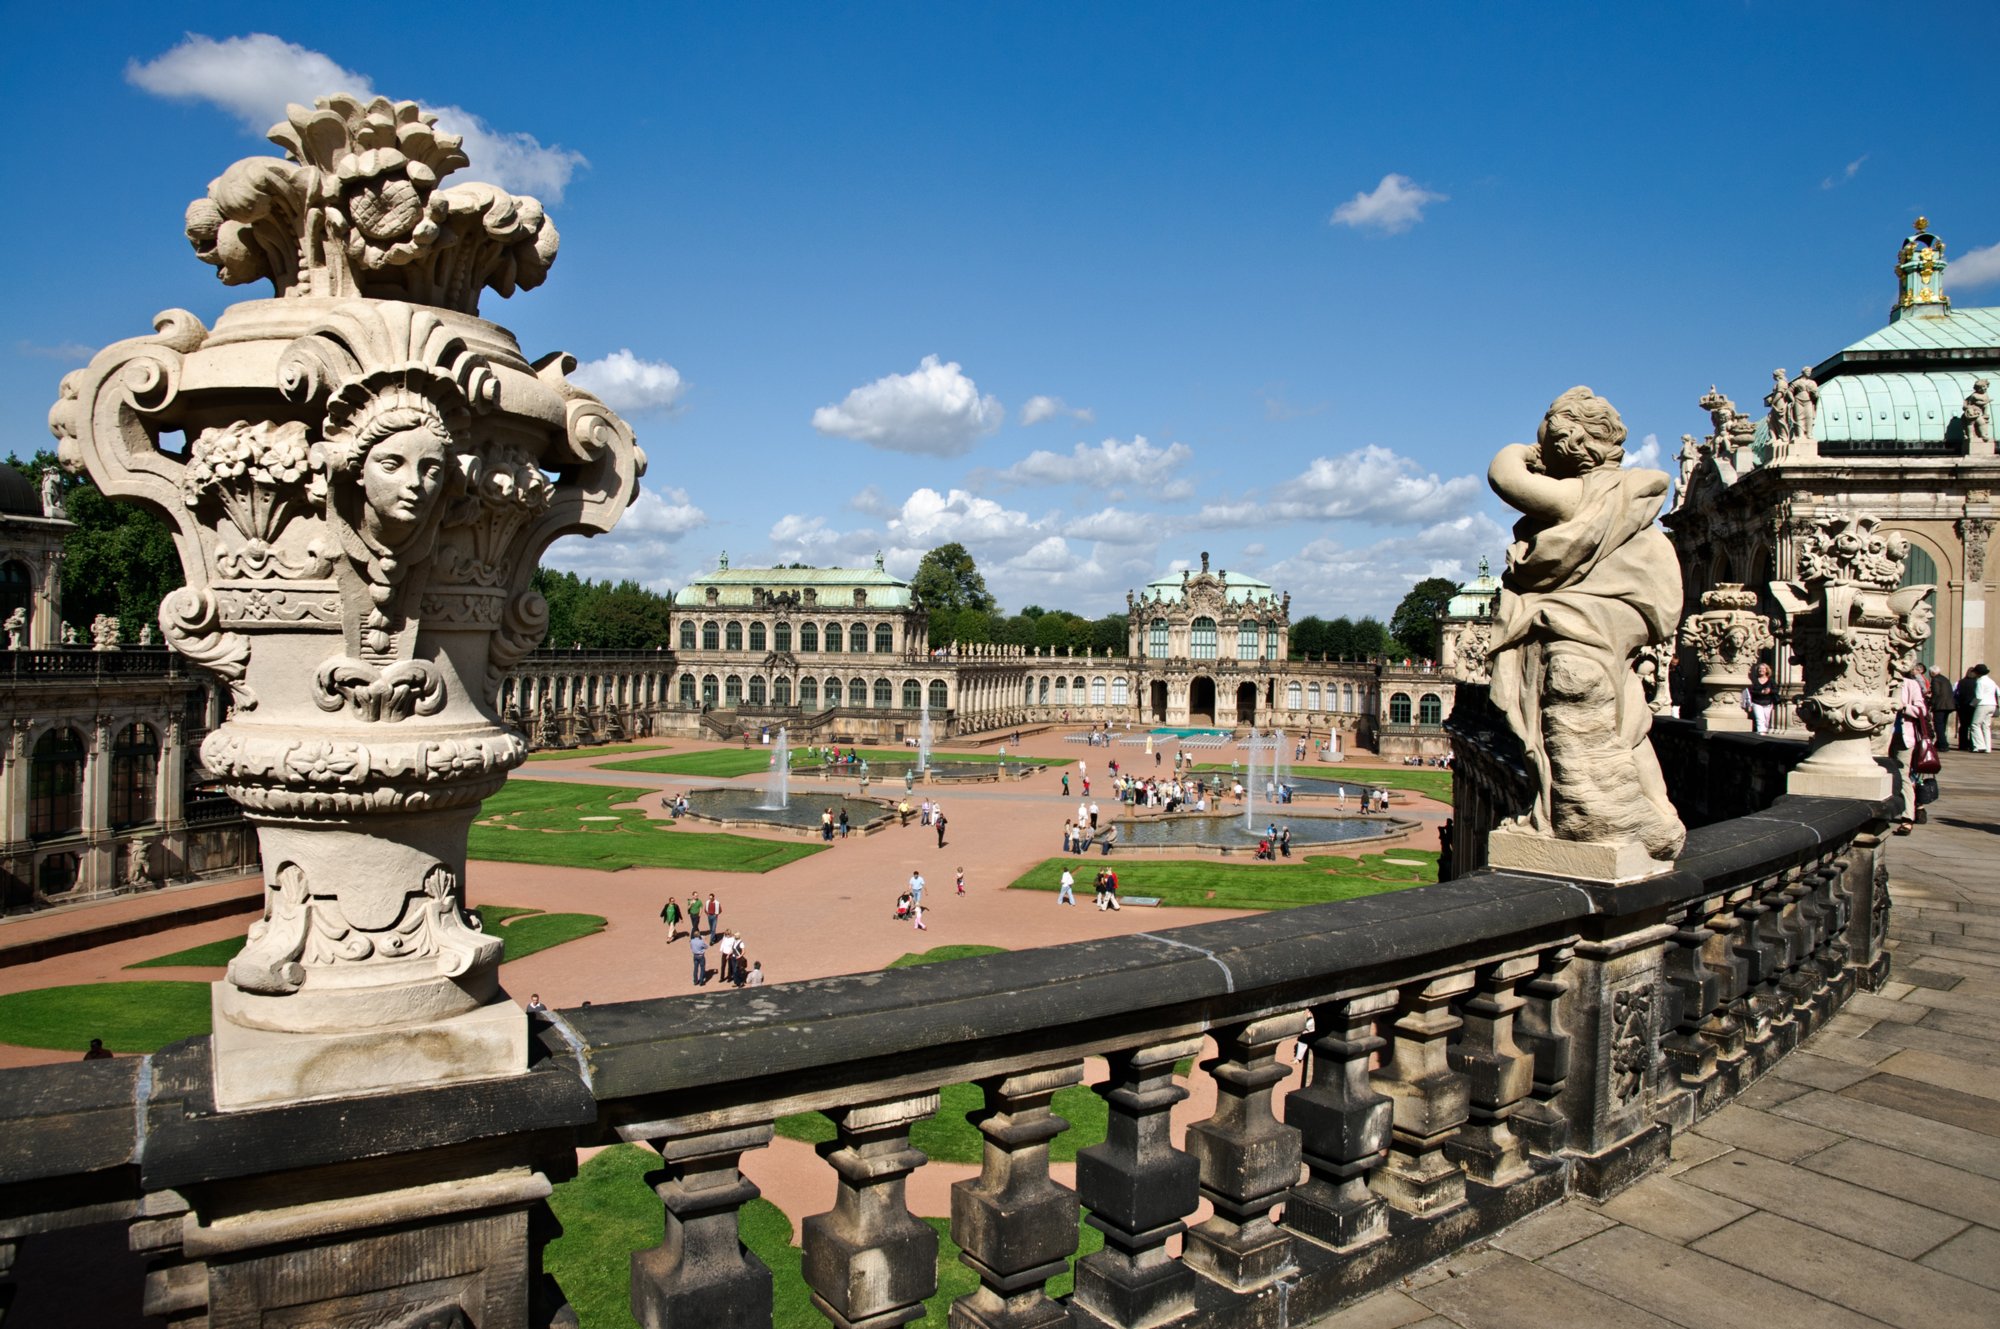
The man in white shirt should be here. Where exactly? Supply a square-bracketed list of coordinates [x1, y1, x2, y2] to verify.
[909, 871, 926, 908]
[1058, 869, 1075, 905]
[1973, 664, 1998, 753]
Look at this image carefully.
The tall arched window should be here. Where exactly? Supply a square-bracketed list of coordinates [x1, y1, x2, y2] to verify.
[1111, 677, 1129, 706]
[850, 624, 869, 653]
[1343, 683, 1355, 713]
[824, 677, 841, 708]
[748, 675, 767, 705]
[1286, 681, 1302, 709]
[679, 673, 696, 705]
[1238, 621, 1259, 657]
[848, 678, 868, 708]
[1025, 679, 1035, 704]
[30, 728, 84, 840]
[1308, 683, 1321, 710]
[800, 623, 818, 652]
[1190, 617, 1218, 659]
[1038, 677, 1050, 702]
[1074, 675, 1086, 695]
[874, 678, 893, 707]
[701, 621, 719, 650]
[875, 623, 893, 653]
[111, 723, 159, 829]
[824, 622, 843, 653]
[1266, 625, 1279, 660]
[1054, 676, 1067, 702]
[774, 676, 792, 706]
[902, 680, 921, 709]
[1090, 677, 1107, 705]
[774, 622, 792, 652]
[929, 680, 948, 710]
[1390, 692, 1413, 724]
[724, 675, 743, 705]
[799, 677, 818, 708]
[679, 621, 695, 650]
[1419, 693, 1443, 724]
[725, 622, 743, 651]
[1898, 541, 1939, 669]
[701, 674, 719, 706]
[1148, 619, 1168, 657]
[749, 622, 767, 652]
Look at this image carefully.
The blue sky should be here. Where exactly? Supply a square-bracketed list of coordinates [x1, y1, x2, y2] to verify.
[5, 3, 1997, 619]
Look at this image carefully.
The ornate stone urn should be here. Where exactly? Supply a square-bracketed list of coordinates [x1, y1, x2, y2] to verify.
[48, 95, 643, 1108]
[1677, 584, 1775, 732]
[1769, 515, 1931, 800]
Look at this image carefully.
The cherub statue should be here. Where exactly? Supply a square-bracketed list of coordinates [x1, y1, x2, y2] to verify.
[3, 607, 24, 650]
[1966, 378, 1993, 452]
[1487, 386, 1686, 861]
[60, 621, 78, 646]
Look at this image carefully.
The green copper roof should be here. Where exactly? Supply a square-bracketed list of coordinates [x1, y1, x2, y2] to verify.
[674, 564, 913, 608]
[1446, 559, 1501, 619]
[1813, 304, 2000, 383]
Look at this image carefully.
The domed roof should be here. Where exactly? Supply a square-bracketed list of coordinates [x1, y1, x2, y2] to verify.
[0, 465, 42, 517]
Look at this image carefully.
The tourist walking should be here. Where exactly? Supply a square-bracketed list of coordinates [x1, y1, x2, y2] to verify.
[659, 896, 682, 941]
[1742, 661, 1779, 733]
[1891, 658, 1931, 834]
[690, 932, 709, 985]
[1058, 868, 1075, 905]
[935, 809, 948, 848]
[912, 902, 926, 931]
[956, 867, 966, 895]
[1956, 669, 1980, 751]
[745, 960, 764, 986]
[909, 870, 925, 909]
[1061, 772, 1070, 797]
[1973, 664, 1998, 753]
[705, 893, 720, 941]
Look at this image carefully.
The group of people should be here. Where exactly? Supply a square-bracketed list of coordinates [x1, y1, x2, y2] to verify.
[892, 866, 966, 929]
[1890, 659, 1999, 836]
[1054, 866, 1121, 909]
[663, 892, 763, 986]
[1254, 825, 1294, 859]
[892, 796, 950, 846]
[818, 806, 852, 840]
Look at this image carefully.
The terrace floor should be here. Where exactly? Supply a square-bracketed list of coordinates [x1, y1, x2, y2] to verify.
[1321, 753, 2000, 1329]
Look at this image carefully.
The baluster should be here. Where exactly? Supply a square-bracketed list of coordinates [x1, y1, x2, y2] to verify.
[951, 1065, 1083, 1329]
[1183, 1013, 1306, 1291]
[1728, 885, 1783, 1071]
[1369, 973, 1475, 1216]
[1285, 991, 1397, 1250]
[1447, 956, 1537, 1187]
[803, 1093, 939, 1329]
[630, 1123, 773, 1329]
[1816, 855, 1856, 1007]
[1775, 866, 1824, 1034]
[1660, 907, 1722, 1119]
[1839, 826, 1892, 990]
[1698, 895, 1753, 1095]
[1511, 946, 1573, 1156]
[1074, 1038, 1202, 1329]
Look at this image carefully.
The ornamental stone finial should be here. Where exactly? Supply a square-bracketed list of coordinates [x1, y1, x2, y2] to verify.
[1769, 514, 1928, 799]
[1678, 584, 1775, 732]
[48, 91, 644, 1110]
[1484, 386, 1686, 882]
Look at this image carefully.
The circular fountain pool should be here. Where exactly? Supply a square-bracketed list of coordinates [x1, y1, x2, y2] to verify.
[1113, 813, 1407, 851]
[681, 789, 886, 832]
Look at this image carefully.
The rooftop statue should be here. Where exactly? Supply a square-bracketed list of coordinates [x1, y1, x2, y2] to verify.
[1965, 378, 1993, 454]
[1485, 387, 1686, 880]
[47, 92, 643, 1109]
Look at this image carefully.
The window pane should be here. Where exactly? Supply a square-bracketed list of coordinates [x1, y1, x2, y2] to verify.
[875, 624, 893, 653]
[702, 622, 719, 650]
[749, 623, 766, 651]
[801, 623, 818, 651]
[775, 623, 792, 651]
[726, 622, 743, 651]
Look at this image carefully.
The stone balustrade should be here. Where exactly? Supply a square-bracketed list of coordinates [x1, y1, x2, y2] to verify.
[0, 778, 1889, 1327]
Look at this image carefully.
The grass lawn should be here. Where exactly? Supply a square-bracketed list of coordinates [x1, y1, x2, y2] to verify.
[472, 780, 822, 873]
[544, 1143, 1101, 1329]
[527, 741, 673, 763]
[776, 1080, 1108, 1166]
[598, 748, 787, 778]
[1007, 850, 1437, 911]
[128, 905, 606, 970]
[0, 981, 211, 1052]
[887, 945, 1008, 969]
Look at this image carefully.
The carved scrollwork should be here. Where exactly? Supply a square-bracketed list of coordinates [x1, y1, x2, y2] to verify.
[159, 587, 257, 710]
[313, 657, 448, 721]
[227, 861, 312, 994]
[484, 590, 548, 708]
[1610, 984, 1653, 1105]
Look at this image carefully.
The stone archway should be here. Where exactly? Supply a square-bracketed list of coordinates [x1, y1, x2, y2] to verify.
[1236, 681, 1258, 727]
[1188, 676, 1216, 726]
[1149, 679, 1169, 723]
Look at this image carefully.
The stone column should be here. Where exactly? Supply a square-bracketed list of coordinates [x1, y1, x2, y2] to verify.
[950, 1066, 1083, 1329]
[1958, 515, 1991, 680]
[1285, 991, 1397, 1250]
[1368, 974, 1473, 1217]
[802, 1093, 939, 1329]
[1183, 1014, 1306, 1292]
[79, 713, 114, 893]
[630, 1124, 775, 1329]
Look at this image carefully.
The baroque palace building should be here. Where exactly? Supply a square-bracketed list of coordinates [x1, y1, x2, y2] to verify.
[1666, 219, 1998, 695]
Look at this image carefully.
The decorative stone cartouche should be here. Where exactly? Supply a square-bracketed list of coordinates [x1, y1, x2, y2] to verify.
[1678, 584, 1776, 732]
[48, 95, 644, 1108]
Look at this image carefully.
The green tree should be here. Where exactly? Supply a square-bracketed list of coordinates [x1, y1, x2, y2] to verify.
[1353, 616, 1394, 660]
[912, 543, 995, 646]
[1089, 614, 1127, 655]
[1322, 616, 1357, 659]
[1289, 615, 1330, 658]
[530, 567, 673, 650]
[1389, 576, 1459, 662]
[7, 450, 183, 639]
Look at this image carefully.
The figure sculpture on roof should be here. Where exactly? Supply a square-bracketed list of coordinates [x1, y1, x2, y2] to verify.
[1486, 387, 1686, 875]
[1966, 378, 1993, 453]
[1765, 369, 1793, 452]
[1788, 365, 1819, 448]
[39, 469, 63, 518]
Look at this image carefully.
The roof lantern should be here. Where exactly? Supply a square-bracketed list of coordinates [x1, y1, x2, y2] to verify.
[1893, 217, 1949, 321]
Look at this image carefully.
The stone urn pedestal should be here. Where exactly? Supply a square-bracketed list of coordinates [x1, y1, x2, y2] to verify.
[1487, 826, 1675, 886]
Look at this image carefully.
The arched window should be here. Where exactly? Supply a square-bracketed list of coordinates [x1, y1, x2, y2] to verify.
[1090, 677, 1107, 705]
[824, 622, 843, 653]
[1239, 621, 1260, 657]
[1038, 677, 1050, 702]
[875, 623, 893, 653]
[1190, 617, 1218, 659]
[874, 678, 893, 707]
[701, 621, 719, 651]
[1025, 679, 1035, 703]
[1898, 541, 1939, 669]
[824, 677, 841, 708]
[725, 622, 743, 651]
[724, 675, 743, 706]
[679, 673, 696, 705]
[1419, 693, 1443, 725]
[848, 678, 868, 708]
[799, 677, 818, 708]
[774, 676, 792, 706]
[701, 674, 719, 706]
[30, 728, 84, 840]
[111, 723, 159, 829]
[800, 623, 819, 652]
[930, 680, 949, 710]
[1054, 676, 1068, 702]
[679, 621, 695, 651]
[748, 675, 767, 705]
[1148, 618, 1168, 657]
[1112, 677, 1129, 706]
[850, 624, 868, 653]
[774, 622, 792, 652]
[749, 622, 767, 652]
[1390, 692, 1413, 724]
[1266, 625, 1279, 660]
[1286, 681, 1302, 709]
[902, 680, 921, 709]
[1343, 683, 1356, 713]
[1074, 675, 1086, 695]
[1307, 683, 1320, 710]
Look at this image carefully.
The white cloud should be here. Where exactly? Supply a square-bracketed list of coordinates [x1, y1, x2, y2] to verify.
[993, 435, 1195, 500]
[1820, 155, 1867, 190]
[1064, 507, 1160, 545]
[1622, 432, 1662, 470]
[811, 355, 1003, 456]
[1263, 511, 1511, 619]
[569, 350, 686, 415]
[890, 488, 1041, 545]
[1329, 173, 1447, 234]
[538, 483, 708, 591]
[126, 33, 587, 201]
[14, 340, 94, 363]
[1197, 445, 1480, 527]
[1947, 241, 2000, 292]
[1020, 395, 1094, 427]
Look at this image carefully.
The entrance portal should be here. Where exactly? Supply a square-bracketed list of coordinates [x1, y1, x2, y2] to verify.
[1188, 676, 1216, 726]
[1236, 681, 1258, 727]
[1149, 680, 1169, 723]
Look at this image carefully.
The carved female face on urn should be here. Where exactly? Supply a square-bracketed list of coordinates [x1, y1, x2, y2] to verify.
[360, 425, 447, 545]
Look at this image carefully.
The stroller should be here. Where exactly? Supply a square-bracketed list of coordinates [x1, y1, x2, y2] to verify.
[894, 892, 912, 921]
